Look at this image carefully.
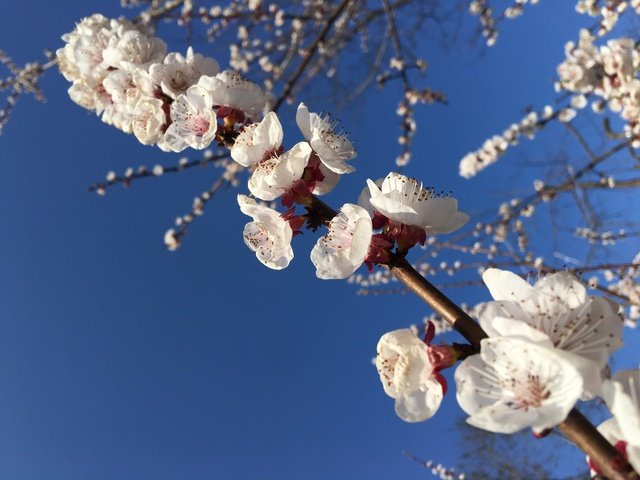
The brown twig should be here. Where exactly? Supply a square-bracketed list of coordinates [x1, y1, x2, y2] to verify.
[271, 0, 353, 111]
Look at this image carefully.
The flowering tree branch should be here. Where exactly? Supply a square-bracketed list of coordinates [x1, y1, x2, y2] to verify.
[8, 4, 640, 478]
[309, 192, 637, 480]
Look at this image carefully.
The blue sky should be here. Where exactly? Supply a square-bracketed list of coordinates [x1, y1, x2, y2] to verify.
[0, 2, 636, 479]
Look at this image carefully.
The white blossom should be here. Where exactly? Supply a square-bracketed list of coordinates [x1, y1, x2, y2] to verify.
[296, 103, 356, 174]
[248, 142, 311, 201]
[478, 269, 623, 372]
[102, 29, 167, 72]
[310, 204, 372, 279]
[312, 164, 341, 196]
[376, 329, 444, 423]
[455, 337, 583, 434]
[237, 194, 293, 269]
[131, 97, 166, 145]
[230, 112, 282, 167]
[164, 229, 181, 251]
[101, 68, 158, 132]
[56, 14, 118, 82]
[67, 78, 111, 115]
[366, 172, 469, 234]
[198, 70, 270, 120]
[163, 85, 217, 152]
[149, 47, 219, 99]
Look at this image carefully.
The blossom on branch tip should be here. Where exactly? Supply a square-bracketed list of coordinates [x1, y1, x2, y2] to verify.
[310, 203, 372, 279]
[376, 328, 446, 423]
[164, 229, 181, 251]
[296, 103, 356, 174]
[455, 337, 583, 434]
[365, 172, 469, 234]
[237, 195, 293, 270]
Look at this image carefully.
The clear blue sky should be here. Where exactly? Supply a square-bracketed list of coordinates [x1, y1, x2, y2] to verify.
[0, 2, 634, 479]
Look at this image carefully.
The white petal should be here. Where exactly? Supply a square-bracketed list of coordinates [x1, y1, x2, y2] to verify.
[485, 316, 555, 347]
[295, 102, 313, 140]
[533, 272, 587, 308]
[414, 197, 469, 234]
[312, 163, 340, 196]
[394, 378, 443, 423]
[482, 268, 535, 303]
[466, 401, 538, 434]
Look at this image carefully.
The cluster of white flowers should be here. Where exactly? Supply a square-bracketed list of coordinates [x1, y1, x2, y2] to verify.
[376, 268, 624, 436]
[458, 25, 640, 180]
[58, 15, 470, 281]
[241, 169, 469, 279]
[232, 103, 362, 273]
[57, 14, 269, 151]
[576, 226, 628, 245]
[458, 106, 554, 178]
[58, 14, 640, 473]
[469, 0, 540, 47]
[576, 0, 640, 36]
[557, 29, 640, 146]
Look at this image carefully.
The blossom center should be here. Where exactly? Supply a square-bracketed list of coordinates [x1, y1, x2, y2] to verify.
[244, 222, 275, 258]
[503, 373, 551, 410]
[319, 215, 354, 251]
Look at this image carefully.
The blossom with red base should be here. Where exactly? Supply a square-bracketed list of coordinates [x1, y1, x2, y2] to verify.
[376, 324, 456, 423]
